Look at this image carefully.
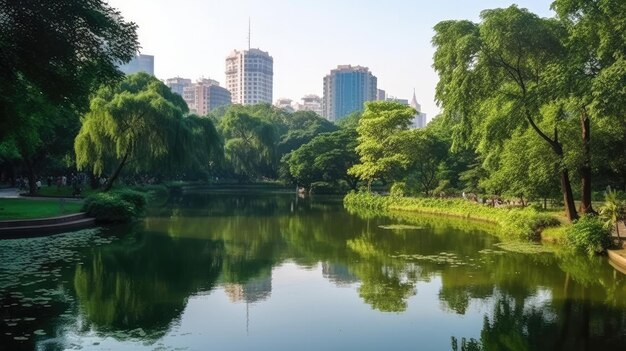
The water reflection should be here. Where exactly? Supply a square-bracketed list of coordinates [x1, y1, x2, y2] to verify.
[0, 192, 625, 350]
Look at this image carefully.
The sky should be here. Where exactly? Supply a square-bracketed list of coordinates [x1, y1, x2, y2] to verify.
[106, 0, 554, 119]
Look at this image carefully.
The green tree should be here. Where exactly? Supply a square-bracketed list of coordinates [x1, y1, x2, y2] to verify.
[551, 0, 626, 213]
[432, 6, 580, 220]
[75, 73, 190, 190]
[219, 107, 278, 180]
[0, 84, 79, 194]
[278, 110, 338, 155]
[285, 129, 359, 190]
[481, 129, 561, 207]
[0, 0, 138, 137]
[405, 130, 449, 196]
[348, 101, 416, 191]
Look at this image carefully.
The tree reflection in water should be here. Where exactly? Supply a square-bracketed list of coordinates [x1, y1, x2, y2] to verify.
[65, 192, 626, 347]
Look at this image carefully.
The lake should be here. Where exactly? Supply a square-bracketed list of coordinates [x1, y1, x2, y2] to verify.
[1, 190, 626, 350]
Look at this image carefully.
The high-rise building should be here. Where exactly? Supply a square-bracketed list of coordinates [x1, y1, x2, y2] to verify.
[410, 90, 427, 129]
[225, 49, 273, 105]
[165, 77, 192, 96]
[183, 79, 231, 116]
[119, 54, 154, 76]
[323, 65, 377, 122]
[295, 94, 323, 116]
[376, 89, 386, 101]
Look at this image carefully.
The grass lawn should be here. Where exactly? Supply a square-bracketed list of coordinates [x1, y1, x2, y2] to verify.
[30, 186, 97, 198]
[0, 198, 83, 220]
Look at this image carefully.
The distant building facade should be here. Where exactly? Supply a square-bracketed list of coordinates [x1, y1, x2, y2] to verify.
[275, 98, 295, 112]
[295, 94, 323, 116]
[376, 89, 386, 101]
[410, 90, 427, 129]
[323, 65, 377, 122]
[183, 79, 231, 116]
[386, 96, 409, 105]
[165, 77, 192, 96]
[226, 49, 273, 105]
[119, 54, 154, 76]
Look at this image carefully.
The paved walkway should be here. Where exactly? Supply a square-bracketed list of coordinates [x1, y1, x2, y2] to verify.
[0, 188, 20, 198]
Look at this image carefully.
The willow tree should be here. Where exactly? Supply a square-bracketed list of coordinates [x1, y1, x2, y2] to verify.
[433, 6, 581, 221]
[348, 101, 416, 191]
[219, 108, 278, 180]
[75, 73, 189, 190]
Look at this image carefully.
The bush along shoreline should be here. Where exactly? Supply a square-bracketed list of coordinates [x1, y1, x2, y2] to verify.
[344, 192, 561, 241]
[82, 188, 155, 223]
[344, 192, 618, 256]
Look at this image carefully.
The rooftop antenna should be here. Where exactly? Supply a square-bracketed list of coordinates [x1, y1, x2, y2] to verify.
[247, 18, 251, 50]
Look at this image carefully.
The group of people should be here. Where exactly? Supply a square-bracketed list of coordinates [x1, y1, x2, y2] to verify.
[16, 173, 86, 196]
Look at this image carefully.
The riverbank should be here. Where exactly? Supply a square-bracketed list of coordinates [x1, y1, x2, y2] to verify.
[344, 192, 562, 241]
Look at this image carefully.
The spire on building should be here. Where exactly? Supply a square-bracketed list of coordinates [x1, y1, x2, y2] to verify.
[410, 88, 421, 112]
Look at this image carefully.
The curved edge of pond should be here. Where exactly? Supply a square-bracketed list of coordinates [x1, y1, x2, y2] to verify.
[0, 212, 96, 239]
[608, 249, 626, 274]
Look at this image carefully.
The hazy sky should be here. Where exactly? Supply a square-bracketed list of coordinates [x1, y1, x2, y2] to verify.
[106, 0, 554, 118]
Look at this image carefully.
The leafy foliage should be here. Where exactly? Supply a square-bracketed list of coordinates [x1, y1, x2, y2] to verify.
[82, 192, 137, 223]
[0, 0, 139, 137]
[344, 192, 560, 241]
[284, 129, 358, 189]
[565, 215, 612, 256]
[348, 101, 417, 189]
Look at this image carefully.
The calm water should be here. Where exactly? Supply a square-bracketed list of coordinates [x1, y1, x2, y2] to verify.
[1, 191, 626, 351]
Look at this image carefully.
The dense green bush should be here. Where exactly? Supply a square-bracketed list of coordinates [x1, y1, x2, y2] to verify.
[82, 192, 137, 223]
[390, 182, 406, 198]
[111, 189, 148, 213]
[344, 192, 561, 241]
[565, 215, 612, 256]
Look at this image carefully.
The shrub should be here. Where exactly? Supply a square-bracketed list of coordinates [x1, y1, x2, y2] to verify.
[111, 189, 148, 213]
[565, 215, 612, 256]
[344, 192, 561, 241]
[82, 192, 136, 223]
[390, 182, 406, 198]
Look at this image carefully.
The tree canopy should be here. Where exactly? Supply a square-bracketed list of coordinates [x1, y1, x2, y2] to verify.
[0, 0, 139, 137]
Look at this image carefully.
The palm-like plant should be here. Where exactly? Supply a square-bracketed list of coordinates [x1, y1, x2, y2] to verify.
[599, 189, 625, 243]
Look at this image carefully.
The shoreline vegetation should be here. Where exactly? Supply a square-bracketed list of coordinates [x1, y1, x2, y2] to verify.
[344, 192, 561, 242]
[344, 191, 619, 258]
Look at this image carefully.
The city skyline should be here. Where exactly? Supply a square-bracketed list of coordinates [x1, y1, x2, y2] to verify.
[106, 0, 553, 119]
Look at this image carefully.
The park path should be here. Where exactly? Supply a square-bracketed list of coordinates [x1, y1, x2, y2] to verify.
[0, 188, 20, 198]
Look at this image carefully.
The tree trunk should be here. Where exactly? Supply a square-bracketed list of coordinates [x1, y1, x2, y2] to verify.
[104, 151, 129, 192]
[561, 169, 578, 221]
[580, 112, 593, 214]
[524, 110, 578, 221]
[89, 172, 100, 189]
[24, 157, 37, 195]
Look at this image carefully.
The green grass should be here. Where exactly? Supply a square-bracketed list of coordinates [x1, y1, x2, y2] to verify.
[0, 198, 83, 220]
[31, 186, 97, 198]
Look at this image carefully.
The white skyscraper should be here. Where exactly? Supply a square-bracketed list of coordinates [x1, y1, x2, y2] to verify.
[225, 49, 273, 105]
[410, 90, 427, 129]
